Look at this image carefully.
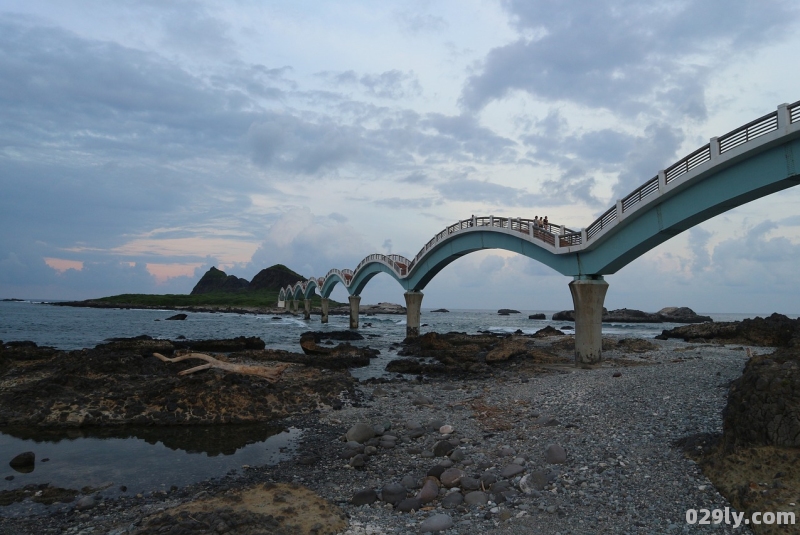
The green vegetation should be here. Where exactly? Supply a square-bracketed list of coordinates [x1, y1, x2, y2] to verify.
[91, 291, 333, 308]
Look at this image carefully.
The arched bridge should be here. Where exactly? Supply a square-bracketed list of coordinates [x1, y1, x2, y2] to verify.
[279, 100, 800, 365]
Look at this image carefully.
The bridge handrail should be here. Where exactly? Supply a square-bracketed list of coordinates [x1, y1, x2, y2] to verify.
[301, 100, 800, 289]
[621, 175, 659, 213]
[718, 110, 778, 154]
[791, 100, 800, 123]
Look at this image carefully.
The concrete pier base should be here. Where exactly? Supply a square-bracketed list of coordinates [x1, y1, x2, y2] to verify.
[291, 300, 298, 314]
[348, 295, 361, 329]
[569, 276, 609, 366]
[321, 298, 329, 324]
[404, 291, 423, 338]
[303, 299, 311, 320]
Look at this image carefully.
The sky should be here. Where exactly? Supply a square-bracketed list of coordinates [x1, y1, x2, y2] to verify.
[1, 0, 800, 313]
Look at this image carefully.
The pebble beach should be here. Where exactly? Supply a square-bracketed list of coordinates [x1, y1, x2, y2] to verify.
[1, 336, 759, 534]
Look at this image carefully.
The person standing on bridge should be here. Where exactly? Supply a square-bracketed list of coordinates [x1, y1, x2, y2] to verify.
[543, 216, 549, 228]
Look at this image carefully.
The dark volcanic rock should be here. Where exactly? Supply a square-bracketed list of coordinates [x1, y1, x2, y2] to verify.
[165, 313, 187, 321]
[722, 346, 800, 450]
[0, 339, 356, 428]
[190, 267, 249, 295]
[396, 332, 566, 374]
[432, 309, 450, 313]
[9, 452, 34, 471]
[553, 306, 712, 324]
[173, 336, 266, 352]
[604, 308, 661, 322]
[528, 313, 546, 320]
[656, 313, 800, 346]
[497, 309, 520, 314]
[657, 307, 713, 323]
[552, 310, 577, 321]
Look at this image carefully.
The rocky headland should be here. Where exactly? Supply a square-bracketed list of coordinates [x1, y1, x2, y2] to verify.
[553, 306, 713, 323]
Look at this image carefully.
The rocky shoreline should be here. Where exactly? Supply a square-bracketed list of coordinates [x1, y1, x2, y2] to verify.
[2, 319, 799, 534]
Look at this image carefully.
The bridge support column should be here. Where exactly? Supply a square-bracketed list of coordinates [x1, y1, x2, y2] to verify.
[321, 298, 329, 324]
[404, 291, 424, 338]
[348, 295, 361, 329]
[569, 276, 609, 367]
[303, 299, 311, 320]
[290, 300, 297, 314]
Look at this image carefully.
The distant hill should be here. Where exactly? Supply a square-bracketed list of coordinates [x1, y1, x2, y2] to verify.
[249, 264, 306, 291]
[190, 267, 250, 295]
[190, 265, 306, 295]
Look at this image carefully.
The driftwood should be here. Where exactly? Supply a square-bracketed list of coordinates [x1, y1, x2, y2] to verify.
[153, 352, 290, 383]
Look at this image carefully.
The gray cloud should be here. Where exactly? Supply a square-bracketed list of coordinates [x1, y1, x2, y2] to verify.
[320, 69, 422, 100]
[396, 10, 447, 34]
[462, 0, 796, 117]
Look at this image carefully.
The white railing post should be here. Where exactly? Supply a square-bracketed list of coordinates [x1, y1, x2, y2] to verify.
[508, 217, 512, 229]
[709, 137, 720, 161]
[658, 170, 667, 191]
[580, 228, 587, 244]
[616, 199, 623, 219]
[778, 103, 790, 130]
[489, 215, 494, 226]
[560, 225, 565, 236]
[472, 215, 476, 227]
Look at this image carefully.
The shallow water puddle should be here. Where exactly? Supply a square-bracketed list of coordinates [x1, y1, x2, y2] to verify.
[1, 424, 302, 502]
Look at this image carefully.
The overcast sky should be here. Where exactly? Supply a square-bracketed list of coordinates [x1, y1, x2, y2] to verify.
[2, 0, 800, 313]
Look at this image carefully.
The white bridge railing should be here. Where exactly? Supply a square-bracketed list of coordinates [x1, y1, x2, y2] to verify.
[283, 100, 799, 297]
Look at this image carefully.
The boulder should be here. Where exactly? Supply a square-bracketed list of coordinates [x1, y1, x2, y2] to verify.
[346, 423, 376, 444]
[528, 313, 546, 320]
[9, 451, 34, 470]
[165, 314, 187, 321]
[657, 307, 713, 323]
[722, 347, 800, 450]
[432, 309, 450, 313]
[657, 313, 800, 346]
[497, 309, 520, 314]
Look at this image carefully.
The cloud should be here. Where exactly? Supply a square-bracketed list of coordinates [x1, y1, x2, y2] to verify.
[247, 208, 376, 278]
[396, 10, 447, 34]
[320, 69, 422, 100]
[461, 0, 796, 118]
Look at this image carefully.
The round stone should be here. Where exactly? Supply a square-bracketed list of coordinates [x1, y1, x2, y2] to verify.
[419, 513, 453, 533]
[545, 444, 567, 464]
[416, 477, 440, 503]
[381, 482, 407, 505]
[396, 497, 422, 512]
[439, 424, 454, 434]
[440, 468, 464, 488]
[351, 488, 378, 505]
[464, 491, 489, 506]
[442, 492, 463, 509]
[500, 464, 524, 478]
[346, 423, 376, 444]
[460, 476, 480, 491]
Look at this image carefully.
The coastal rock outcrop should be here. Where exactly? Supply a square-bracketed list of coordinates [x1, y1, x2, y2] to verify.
[329, 302, 406, 315]
[552, 307, 712, 324]
[0, 339, 356, 428]
[722, 347, 800, 450]
[656, 313, 800, 346]
[391, 332, 567, 374]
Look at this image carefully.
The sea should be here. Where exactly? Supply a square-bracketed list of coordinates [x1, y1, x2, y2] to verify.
[0, 299, 785, 515]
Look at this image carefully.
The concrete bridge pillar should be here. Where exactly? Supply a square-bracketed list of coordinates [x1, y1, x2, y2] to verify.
[404, 291, 424, 338]
[569, 276, 609, 366]
[348, 295, 361, 329]
[303, 299, 311, 320]
[290, 300, 297, 314]
[321, 298, 329, 324]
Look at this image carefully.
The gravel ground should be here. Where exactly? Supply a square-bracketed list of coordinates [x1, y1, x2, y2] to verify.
[1, 337, 760, 535]
[322, 339, 754, 535]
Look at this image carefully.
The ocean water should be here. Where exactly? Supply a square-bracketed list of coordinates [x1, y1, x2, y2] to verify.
[0, 300, 788, 508]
